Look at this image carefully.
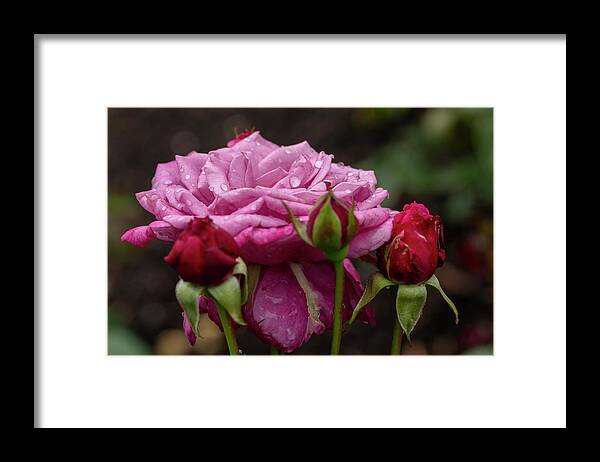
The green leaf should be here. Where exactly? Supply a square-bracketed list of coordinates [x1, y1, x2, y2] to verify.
[175, 279, 205, 335]
[396, 284, 427, 341]
[349, 271, 396, 324]
[425, 274, 459, 324]
[282, 201, 312, 245]
[311, 197, 343, 253]
[207, 276, 246, 326]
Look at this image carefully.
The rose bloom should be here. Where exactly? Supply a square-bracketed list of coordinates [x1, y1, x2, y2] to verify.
[122, 131, 394, 351]
[377, 201, 445, 284]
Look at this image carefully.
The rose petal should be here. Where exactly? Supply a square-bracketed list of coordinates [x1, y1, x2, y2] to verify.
[176, 152, 209, 201]
[230, 131, 280, 159]
[235, 224, 324, 265]
[121, 225, 155, 247]
[182, 312, 197, 346]
[227, 154, 248, 189]
[243, 264, 314, 353]
[349, 212, 394, 258]
[151, 160, 182, 192]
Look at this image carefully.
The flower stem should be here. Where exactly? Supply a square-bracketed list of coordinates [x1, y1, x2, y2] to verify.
[330, 260, 345, 355]
[216, 302, 239, 355]
[390, 316, 403, 355]
[270, 346, 280, 355]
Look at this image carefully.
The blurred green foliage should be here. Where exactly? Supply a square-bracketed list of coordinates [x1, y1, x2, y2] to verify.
[108, 309, 151, 355]
[358, 108, 492, 224]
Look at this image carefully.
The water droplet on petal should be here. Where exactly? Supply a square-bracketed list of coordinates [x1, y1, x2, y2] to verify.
[185, 175, 191, 180]
[220, 184, 228, 191]
[345, 189, 352, 194]
[290, 176, 301, 188]
[256, 141, 261, 146]
[164, 180, 172, 185]
[250, 204, 257, 211]
[285, 149, 291, 154]
[161, 206, 167, 211]
[314, 160, 323, 168]
[347, 172, 354, 176]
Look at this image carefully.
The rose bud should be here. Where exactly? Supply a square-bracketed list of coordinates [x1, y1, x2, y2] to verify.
[377, 201, 445, 284]
[164, 217, 239, 286]
[306, 191, 358, 261]
[226, 128, 254, 147]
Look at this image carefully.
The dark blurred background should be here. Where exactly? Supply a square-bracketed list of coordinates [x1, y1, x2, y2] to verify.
[108, 108, 493, 355]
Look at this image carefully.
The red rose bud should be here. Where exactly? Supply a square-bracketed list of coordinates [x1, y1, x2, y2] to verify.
[307, 191, 358, 261]
[377, 201, 445, 284]
[227, 128, 255, 147]
[164, 217, 239, 286]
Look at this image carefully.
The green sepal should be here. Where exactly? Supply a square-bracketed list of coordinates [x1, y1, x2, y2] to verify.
[425, 274, 459, 324]
[282, 201, 312, 245]
[289, 262, 325, 330]
[349, 271, 396, 324]
[311, 195, 343, 254]
[175, 279, 205, 336]
[232, 257, 249, 305]
[395, 284, 427, 341]
[207, 276, 246, 326]
[323, 245, 349, 263]
[245, 263, 261, 305]
[347, 203, 359, 242]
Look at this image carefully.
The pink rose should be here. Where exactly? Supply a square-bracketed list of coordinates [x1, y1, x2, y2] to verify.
[122, 131, 394, 351]
[121, 131, 393, 264]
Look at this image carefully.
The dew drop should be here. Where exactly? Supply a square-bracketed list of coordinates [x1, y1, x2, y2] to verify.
[285, 149, 291, 154]
[161, 206, 167, 211]
[250, 204, 257, 211]
[185, 175, 191, 180]
[220, 184, 228, 191]
[290, 176, 301, 188]
[256, 141, 261, 146]
[164, 180, 172, 185]
[345, 189, 352, 194]
[314, 160, 323, 168]
[347, 172, 354, 176]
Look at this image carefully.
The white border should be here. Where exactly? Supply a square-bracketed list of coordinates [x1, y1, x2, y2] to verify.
[36, 36, 566, 428]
